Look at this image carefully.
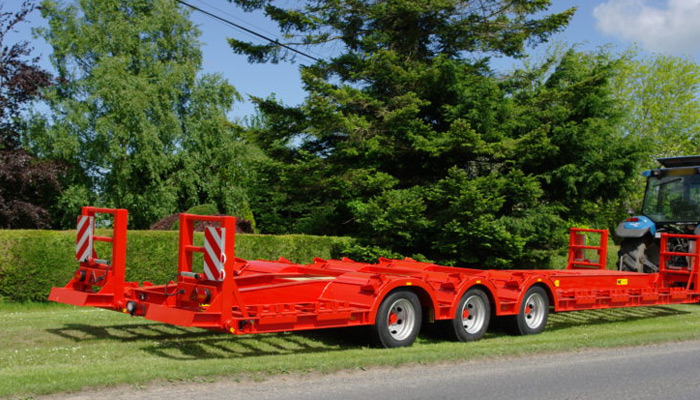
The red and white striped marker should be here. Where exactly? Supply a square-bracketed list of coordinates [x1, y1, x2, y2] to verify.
[76, 215, 94, 262]
[203, 227, 226, 281]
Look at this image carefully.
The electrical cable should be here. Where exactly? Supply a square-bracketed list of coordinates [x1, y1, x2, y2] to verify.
[190, 0, 281, 39]
[175, 0, 320, 62]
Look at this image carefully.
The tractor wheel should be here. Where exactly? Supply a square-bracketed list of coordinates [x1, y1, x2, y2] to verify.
[618, 237, 657, 273]
[441, 288, 491, 342]
[371, 290, 422, 348]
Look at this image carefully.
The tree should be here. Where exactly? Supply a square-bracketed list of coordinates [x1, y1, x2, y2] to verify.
[31, 0, 259, 228]
[599, 50, 700, 212]
[612, 51, 700, 160]
[227, 1, 643, 267]
[1, 1, 51, 149]
[508, 49, 645, 229]
[233, 0, 576, 234]
[0, 0, 63, 228]
[174, 75, 266, 229]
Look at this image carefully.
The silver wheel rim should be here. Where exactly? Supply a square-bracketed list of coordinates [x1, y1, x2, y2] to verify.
[523, 292, 546, 329]
[461, 294, 487, 334]
[387, 298, 416, 341]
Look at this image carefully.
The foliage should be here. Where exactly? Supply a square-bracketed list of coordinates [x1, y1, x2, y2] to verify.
[167, 203, 257, 232]
[228, 1, 643, 267]
[29, 0, 262, 228]
[0, 0, 52, 149]
[0, 149, 65, 228]
[612, 50, 700, 161]
[230, 0, 575, 62]
[0, 229, 352, 302]
[185, 203, 219, 216]
[0, 1, 64, 228]
[510, 49, 644, 228]
[608, 50, 700, 212]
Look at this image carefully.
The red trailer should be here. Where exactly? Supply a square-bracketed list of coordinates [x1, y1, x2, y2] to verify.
[49, 207, 700, 347]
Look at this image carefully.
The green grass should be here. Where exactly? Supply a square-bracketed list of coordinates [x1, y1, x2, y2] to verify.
[2, 302, 700, 398]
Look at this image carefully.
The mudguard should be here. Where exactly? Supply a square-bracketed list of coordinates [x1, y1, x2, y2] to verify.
[615, 216, 656, 238]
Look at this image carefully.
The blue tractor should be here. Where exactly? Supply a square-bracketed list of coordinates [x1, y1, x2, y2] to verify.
[617, 155, 700, 272]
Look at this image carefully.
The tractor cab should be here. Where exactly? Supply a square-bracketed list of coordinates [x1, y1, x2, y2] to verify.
[617, 155, 700, 272]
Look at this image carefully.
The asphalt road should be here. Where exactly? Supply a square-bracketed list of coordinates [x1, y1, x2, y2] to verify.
[43, 340, 700, 400]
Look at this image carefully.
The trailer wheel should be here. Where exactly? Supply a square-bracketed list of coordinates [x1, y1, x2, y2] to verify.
[510, 286, 549, 335]
[371, 290, 422, 348]
[442, 288, 490, 342]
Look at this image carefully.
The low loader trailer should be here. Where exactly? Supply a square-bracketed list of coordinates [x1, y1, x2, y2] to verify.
[49, 207, 700, 348]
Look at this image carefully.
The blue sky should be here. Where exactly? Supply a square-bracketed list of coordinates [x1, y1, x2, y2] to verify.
[5, 0, 700, 119]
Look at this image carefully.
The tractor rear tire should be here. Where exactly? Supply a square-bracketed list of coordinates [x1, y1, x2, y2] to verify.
[618, 237, 657, 273]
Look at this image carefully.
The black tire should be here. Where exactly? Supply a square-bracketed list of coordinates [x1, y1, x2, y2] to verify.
[441, 288, 491, 342]
[371, 290, 422, 348]
[506, 286, 549, 336]
[618, 237, 647, 272]
[618, 237, 658, 273]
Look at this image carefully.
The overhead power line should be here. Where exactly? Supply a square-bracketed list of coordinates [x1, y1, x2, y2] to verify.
[190, 0, 281, 39]
[175, 0, 320, 62]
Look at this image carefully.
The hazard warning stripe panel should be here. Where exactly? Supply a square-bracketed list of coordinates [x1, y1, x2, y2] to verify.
[203, 227, 226, 281]
[76, 215, 94, 262]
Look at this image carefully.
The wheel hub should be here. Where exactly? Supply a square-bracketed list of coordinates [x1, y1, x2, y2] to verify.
[387, 299, 415, 341]
[388, 312, 398, 325]
[461, 294, 486, 334]
[523, 293, 545, 329]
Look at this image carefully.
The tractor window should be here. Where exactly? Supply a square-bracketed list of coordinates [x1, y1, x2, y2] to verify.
[643, 173, 700, 222]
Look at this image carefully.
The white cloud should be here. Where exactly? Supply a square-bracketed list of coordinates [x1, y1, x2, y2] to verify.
[594, 0, 700, 55]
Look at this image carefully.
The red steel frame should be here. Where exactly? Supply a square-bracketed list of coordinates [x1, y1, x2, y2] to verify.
[49, 207, 129, 310]
[49, 208, 700, 336]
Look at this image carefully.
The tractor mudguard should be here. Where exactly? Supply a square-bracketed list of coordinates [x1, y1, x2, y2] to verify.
[615, 216, 656, 238]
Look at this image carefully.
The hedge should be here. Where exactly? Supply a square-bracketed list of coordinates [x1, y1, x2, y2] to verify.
[0, 230, 352, 302]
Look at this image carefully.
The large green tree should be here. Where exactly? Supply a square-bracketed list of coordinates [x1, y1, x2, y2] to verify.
[613, 51, 700, 157]
[30, 0, 260, 228]
[232, 0, 644, 267]
[606, 50, 700, 211]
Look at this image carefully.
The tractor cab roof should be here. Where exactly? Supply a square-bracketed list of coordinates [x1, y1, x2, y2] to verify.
[642, 155, 700, 177]
[657, 155, 700, 168]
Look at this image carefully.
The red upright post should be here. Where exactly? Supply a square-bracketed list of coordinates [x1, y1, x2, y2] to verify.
[178, 213, 194, 274]
[107, 208, 128, 305]
[220, 216, 236, 325]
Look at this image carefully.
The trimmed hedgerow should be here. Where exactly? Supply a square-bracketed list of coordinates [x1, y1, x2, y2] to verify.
[0, 229, 352, 302]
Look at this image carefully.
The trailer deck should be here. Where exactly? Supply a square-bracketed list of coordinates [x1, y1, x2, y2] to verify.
[49, 207, 700, 347]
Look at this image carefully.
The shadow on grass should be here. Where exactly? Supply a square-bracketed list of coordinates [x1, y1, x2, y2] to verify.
[47, 322, 222, 343]
[46, 306, 691, 360]
[545, 306, 690, 332]
[142, 331, 356, 360]
[47, 322, 367, 360]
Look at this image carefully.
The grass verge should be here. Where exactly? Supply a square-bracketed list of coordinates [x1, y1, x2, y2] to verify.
[2, 301, 700, 398]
